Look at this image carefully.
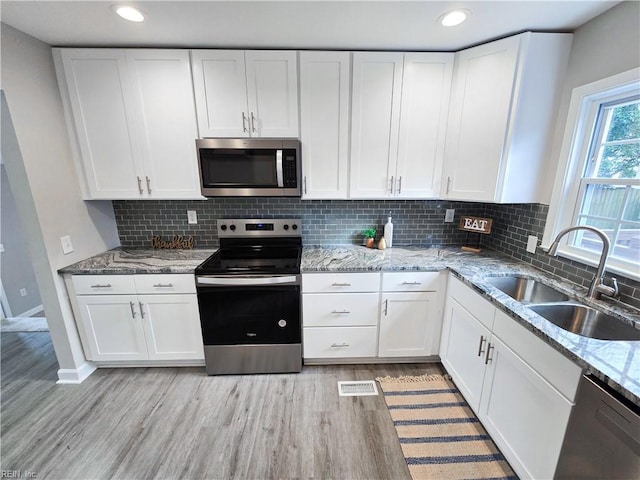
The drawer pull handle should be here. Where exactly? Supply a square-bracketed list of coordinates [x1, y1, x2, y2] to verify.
[477, 335, 486, 357]
[330, 343, 349, 348]
[331, 283, 351, 287]
[485, 343, 494, 365]
[91, 284, 112, 288]
[384, 299, 389, 316]
[153, 283, 174, 288]
[139, 302, 145, 318]
[130, 301, 137, 318]
[331, 310, 350, 314]
[402, 281, 422, 285]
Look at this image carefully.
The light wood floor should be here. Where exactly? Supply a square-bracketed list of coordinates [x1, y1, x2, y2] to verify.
[1, 332, 443, 479]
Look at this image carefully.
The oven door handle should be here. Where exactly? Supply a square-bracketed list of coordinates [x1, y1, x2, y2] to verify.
[276, 149, 284, 187]
[197, 275, 299, 286]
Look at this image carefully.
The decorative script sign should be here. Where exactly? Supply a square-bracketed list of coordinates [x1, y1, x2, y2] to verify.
[151, 235, 194, 250]
[459, 216, 493, 235]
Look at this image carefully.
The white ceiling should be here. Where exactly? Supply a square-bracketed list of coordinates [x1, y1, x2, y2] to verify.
[0, 1, 621, 51]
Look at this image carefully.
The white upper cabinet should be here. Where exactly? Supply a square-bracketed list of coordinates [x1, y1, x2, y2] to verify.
[54, 48, 201, 200]
[395, 53, 453, 198]
[442, 32, 573, 203]
[350, 52, 453, 199]
[191, 50, 299, 138]
[299, 51, 351, 199]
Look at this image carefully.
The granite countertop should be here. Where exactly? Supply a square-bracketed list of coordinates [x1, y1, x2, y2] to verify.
[58, 244, 639, 406]
[302, 245, 640, 406]
[58, 248, 216, 275]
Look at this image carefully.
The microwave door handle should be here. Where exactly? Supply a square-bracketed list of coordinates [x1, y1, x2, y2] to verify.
[276, 149, 284, 187]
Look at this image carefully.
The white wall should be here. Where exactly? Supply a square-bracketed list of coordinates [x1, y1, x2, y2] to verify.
[541, 1, 640, 202]
[0, 23, 120, 382]
[1, 164, 42, 317]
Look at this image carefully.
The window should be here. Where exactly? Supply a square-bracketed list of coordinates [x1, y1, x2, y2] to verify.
[544, 69, 640, 280]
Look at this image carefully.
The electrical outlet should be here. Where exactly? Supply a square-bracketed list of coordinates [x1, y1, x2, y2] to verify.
[526, 235, 539, 254]
[0, 243, 4, 253]
[20, 288, 27, 297]
[60, 235, 74, 254]
[187, 210, 197, 225]
[444, 209, 455, 223]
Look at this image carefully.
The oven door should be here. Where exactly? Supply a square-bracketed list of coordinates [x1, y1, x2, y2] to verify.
[196, 275, 301, 345]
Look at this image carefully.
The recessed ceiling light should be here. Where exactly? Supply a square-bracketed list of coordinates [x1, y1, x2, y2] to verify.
[113, 5, 146, 23]
[439, 9, 471, 27]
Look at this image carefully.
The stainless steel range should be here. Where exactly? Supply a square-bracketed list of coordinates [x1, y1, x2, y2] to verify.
[195, 218, 302, 375]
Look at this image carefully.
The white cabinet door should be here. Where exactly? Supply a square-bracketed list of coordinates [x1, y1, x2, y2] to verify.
[56, 49, 143, 199]
[245, 50, 299, 138]
[138, 294, 204, 361]
[439, 296, 492, 414]
[442, 33, 572, 203]
[126, 50, 201, 199]
[395, 53, 453, 198]
[442, 35, 520, 202]
[75, 295, 148, 361]
[299, 51, 350, 199]
[191, 50, 298, 138]
[190, 50, 249, 138]
[379, 292, 442, 357]
[349, 52, 403, 198]
[480, 336, 574, 480]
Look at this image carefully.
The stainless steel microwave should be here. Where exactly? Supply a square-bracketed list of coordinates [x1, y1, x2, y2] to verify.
[196, 138, 301, 197]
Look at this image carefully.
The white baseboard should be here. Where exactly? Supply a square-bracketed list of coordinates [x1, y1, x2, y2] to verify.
[56, 362, 97, 384]
[16, 304, 44, 318]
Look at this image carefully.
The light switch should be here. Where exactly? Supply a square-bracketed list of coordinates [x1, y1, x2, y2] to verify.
[187, 210, 197, 225]
[444, 209, 455, 223]
[526, 235, 538, 254]
[60, 235, 74, 254]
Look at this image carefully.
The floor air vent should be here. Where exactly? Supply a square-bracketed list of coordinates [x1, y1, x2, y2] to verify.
[338, 380, 379, 397]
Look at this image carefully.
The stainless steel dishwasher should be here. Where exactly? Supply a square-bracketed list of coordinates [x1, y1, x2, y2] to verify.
[555, 374, 640, 479]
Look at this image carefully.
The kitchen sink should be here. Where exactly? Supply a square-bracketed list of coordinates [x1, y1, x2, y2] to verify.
[529, 303, 640, 341]
[485, 276, 569, 304]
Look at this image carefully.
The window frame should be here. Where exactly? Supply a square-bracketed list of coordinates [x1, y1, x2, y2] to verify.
[543, 68, 640, 281]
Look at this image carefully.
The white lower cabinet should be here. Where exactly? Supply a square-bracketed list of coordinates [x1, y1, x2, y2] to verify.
[440, 275, 582, 480]
[137, 294, 203, 361]
[379, 271, 445, 357]
[75, 294, 149, 361]
[302, 271, 444, 361]
[68, 274, 204, 363]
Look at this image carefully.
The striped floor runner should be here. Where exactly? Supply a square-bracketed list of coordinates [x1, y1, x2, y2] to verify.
[376, 374, 518, 480]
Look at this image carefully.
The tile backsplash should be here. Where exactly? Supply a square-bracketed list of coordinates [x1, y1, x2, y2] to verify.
[113, 198, 639, 308]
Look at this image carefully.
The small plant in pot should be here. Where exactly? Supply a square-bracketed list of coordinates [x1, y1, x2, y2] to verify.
[362, 228, 376, 248]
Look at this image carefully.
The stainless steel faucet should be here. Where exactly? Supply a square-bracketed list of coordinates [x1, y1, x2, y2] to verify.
[547, 225, 619, 300]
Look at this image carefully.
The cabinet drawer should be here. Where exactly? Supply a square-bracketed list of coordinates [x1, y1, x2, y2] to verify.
[382, 271, 443, 291]
[303, 293, 379, 327]
[303, 326, 377, 358]
[447, 275, 495, 330]
[302, 273, 380, 293]
[492, 309, 582, 401]
[134, 274, 196, 294]
[72, 275, 135, 295]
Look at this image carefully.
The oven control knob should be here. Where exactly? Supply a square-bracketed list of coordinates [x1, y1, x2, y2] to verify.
[292, 224, 298, 230]
[230, 224, 236, 231]
[278, 319, 287, 328]
[220, 224, 227, 231]
[283, 224, 289, 230]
